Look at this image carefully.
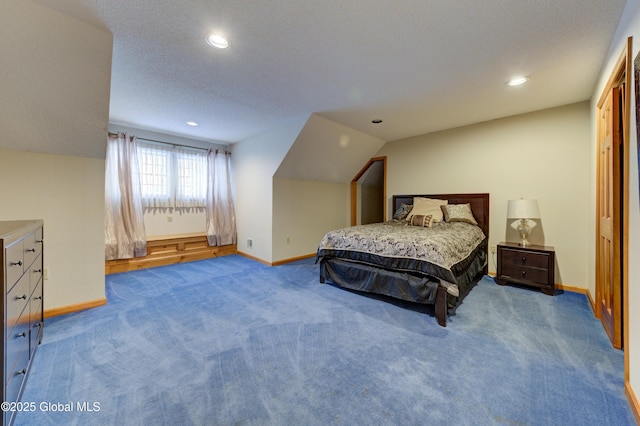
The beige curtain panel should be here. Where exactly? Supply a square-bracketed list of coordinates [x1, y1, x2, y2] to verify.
[104, 132, 147, 260]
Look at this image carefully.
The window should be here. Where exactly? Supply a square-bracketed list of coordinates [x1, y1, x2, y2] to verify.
[175, 147, 207, 208]
[137, 142, 207, 208]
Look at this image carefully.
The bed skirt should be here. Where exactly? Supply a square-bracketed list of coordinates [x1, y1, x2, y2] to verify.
[318, 253, 485, 318]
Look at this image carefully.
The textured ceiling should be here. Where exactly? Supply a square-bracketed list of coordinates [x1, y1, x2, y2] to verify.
[33, 0, 626, 144]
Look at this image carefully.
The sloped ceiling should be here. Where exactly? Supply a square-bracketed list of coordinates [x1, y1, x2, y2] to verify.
[275, 114, 386, 183]
[30, 0, 626, 145]
[1, 0, 112, 158]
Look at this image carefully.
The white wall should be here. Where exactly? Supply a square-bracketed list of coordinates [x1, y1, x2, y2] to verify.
[377, 102, 591, 287]
[272, 177, 349, 262]
[0, 0, 112, 311]
[591, 0, 640, 413]
[232, 117, 309, 263]
[0, 150, 106, 309]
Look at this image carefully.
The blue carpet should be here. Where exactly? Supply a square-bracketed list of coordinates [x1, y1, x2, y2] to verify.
[14, 255, 635, 425]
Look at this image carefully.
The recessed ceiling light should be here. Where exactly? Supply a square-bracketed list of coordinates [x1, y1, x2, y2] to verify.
[206, 33, 229, 49]
[507, 76, 529, 86]
[371, 119, 383, 124]
[186, 121, 198, 127]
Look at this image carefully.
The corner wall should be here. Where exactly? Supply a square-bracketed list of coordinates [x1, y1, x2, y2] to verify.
[377, 102, 591, 288]
[272, 177, 349, 262]
[232, 117, 309, 263]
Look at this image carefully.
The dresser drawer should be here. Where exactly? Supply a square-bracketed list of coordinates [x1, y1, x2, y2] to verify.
[5, 240, 25, 291]
[5, 340, 29, 399]
[6, 273, 29, 334]
[30, 278, 43, 313]
[6, 311, 30, 383]
[501, 264, 550, 285]
[29, 254, 43, 295]
[500, 248, 549, 269]
[30, 286, 43, 356]
[30, 299, 43, 356]
[23, 230, 42, 269]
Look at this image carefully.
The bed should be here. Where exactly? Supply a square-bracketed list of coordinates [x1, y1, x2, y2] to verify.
[316, 193, 489, 327]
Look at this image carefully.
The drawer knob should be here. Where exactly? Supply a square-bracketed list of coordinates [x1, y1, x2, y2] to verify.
[521, 271, 527, 277]
[34, 268, 42, 273]
[16, 294, 27, 300]
[16, 369, 27, 376]
[16, 331, 26, 338]
[36, 239, 43, 244]
[34, 296, 42, 300]
[521, 257, 526, 263]
[10, 260, 23, 267]
[26, 247, 36, 253]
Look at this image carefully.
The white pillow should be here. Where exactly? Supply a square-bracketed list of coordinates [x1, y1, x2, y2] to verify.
[406, 197, 448, 222]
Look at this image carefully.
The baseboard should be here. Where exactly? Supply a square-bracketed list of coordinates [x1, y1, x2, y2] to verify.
[44, 298, 107, 318]
[237, 251, 316, 266]
[555, 283, 588, 295]
[106, 233, 236, 274]
[272, 253, 316, 266]
[487, 274, 589, 296]
[236, 251, 271, 266]
[625, 381, 640, 424]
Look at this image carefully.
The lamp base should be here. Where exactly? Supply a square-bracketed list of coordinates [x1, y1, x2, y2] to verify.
[511, 218, 537, 247]
[518, 238, 532, 247]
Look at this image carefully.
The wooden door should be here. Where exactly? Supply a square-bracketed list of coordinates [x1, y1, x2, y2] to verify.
[597, 87, 623, 349]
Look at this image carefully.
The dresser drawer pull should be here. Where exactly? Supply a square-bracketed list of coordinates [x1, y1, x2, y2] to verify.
[36, 239, 43, 244]
[33, 296, 42, 300]
[16, 331, 26, 338]
[521, 257, 527, 263]
[26, 247, 36, 253]
[521, 271, 526, 277]
[33, 268, 42, 273]
[34, 322, 41, 328]
[16, 369, 27, 376]
[16, 294, 27, 300]
[10, 260, 23, 267]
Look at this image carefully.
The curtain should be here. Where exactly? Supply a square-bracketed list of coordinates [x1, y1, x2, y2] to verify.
[206, 149, 236, 246]
[104, 132, 147, 260]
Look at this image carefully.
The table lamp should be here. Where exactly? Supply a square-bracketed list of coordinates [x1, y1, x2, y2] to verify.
[507, 198, 540, 246]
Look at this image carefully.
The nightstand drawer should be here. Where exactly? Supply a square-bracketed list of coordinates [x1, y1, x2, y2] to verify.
[500, 248, 549, 269]
[496, 242, 555, 296]
[500, 264, 549, 285]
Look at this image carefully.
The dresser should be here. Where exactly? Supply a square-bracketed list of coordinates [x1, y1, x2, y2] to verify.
[0, 221, 43, 426]
[495, 242, 555, 295]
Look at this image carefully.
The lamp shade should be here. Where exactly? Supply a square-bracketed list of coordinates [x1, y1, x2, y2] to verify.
[507, 198, 540, 219]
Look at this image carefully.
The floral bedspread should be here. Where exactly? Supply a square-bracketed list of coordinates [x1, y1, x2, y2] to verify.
[316, 220, 487, 285]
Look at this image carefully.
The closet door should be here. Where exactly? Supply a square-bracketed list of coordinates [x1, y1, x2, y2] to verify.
[596, 86, 622, 349]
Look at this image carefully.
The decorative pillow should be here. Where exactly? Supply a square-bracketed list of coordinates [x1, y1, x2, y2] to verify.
[410, 214, 434, 227]
[393, 203, 413, 220]
[406, 197, 448, 222]
[441, 203, 478, 225]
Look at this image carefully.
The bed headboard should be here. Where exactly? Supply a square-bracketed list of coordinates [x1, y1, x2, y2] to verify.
[392, 193, 490, 238]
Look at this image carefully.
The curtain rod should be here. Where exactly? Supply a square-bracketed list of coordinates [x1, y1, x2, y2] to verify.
[108, 131, 226, 153]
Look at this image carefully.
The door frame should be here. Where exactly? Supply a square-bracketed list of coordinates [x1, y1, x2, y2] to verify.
[595, 37, 630, 359]
[351, 157, 387, 226]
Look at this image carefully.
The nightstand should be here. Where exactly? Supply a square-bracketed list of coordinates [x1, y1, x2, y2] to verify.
[495, 242, 555, 295]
